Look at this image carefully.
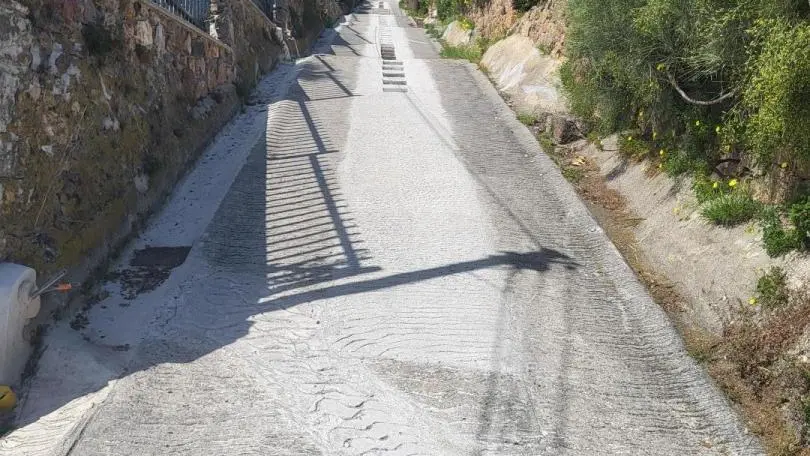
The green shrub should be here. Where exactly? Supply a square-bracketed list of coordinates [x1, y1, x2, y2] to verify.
[692, 175, 735, 203]
[756, 266, 788, 309]
[741, 20, 810, 166]
[661, 149, 705, 177]
[562, 0, 810, 180]
[476, 36, 496, 54]
[701, 193, 761, 226]
[436, 0, 462, 21]
[618, 135, 649, 160]
[399, 0, 429, 17]
[789, 197, 810, 248]
[761, 206, 802, 257]
[559, 57, 640, 135]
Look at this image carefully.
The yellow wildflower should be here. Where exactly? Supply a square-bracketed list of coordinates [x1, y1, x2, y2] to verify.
[715, 125, 721, 134]
[653, 131, 658, 140]
[656, 63, 666, 71]
[712, 182, 719, 189]
[627, 136, 633, 141]
[728, 179, 738, 188]
[659, 149, 665, 156]
[781, 162, 789, 169]
[695, 120, 701, 127]
[749, 297, 758, 306]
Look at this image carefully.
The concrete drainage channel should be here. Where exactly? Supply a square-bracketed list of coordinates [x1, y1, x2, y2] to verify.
[378, 3, 407, 93]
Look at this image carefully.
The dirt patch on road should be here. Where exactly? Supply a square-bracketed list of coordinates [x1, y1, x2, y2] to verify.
[108, 246, 191, 300]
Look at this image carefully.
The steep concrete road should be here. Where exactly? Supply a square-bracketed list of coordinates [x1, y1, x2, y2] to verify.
[2, 3, 762, 455]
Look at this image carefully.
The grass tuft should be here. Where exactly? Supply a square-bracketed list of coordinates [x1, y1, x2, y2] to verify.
[757, 266, 788, 309]
[440, 44, 483, 63]
[562, 167, 585, 183]
[701, 193, 761, 226]
[761, 206, 803, 257]
[617, 135, 649, 161]
[517, 113, 538, 126]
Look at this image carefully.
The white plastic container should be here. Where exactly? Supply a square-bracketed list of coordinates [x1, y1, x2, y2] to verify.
[0, 263, 40, 386]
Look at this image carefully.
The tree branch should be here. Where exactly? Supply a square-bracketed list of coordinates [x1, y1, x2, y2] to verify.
[666, 72, 736, 106]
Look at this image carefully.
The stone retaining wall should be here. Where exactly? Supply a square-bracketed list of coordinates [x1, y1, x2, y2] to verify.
[0, 0, 340, 314]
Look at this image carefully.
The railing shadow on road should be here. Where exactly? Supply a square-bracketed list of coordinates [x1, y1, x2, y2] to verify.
[5, 39, 579, 447]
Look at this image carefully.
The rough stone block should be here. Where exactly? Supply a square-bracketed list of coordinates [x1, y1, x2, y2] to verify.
[550, 115, 580, 145]
[135, 20, 153, 47]
[205, 42, 219, 59]
[154, 23, 166, 56]
[191, 39, 204, 57]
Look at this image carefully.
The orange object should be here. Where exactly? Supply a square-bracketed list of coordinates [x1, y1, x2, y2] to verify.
[55, 283, 72, 292]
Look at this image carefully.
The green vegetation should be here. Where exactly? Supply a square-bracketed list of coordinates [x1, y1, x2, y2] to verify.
[686, 342, 712, 364]
[434, 0, 540, 21]
[458, 16, 475, 30]
[562, 0, 810, 254]
[440, 43, 483, 63]
[742, 20, 810, 166]
[617, 135, 649, 161]
[436, 0, 461, 21]
[399, 0, 429, 18]
[758, 198, 810, 257]
[789, 196, 810, 248]
[761, 206, 802, 257]
[424, 23, 442, 39]
[562, 167, 585, 183]
[660, 149, 707, 177]
[692, 175, 733, 204]
[563, 0, 810, 164]
[701, 193, 761, 226]
[757, 266, 789, 309]
[535, 132, 586, 183]
[562, 0, 810, 174]
[537, 132, 555, 153]
[804, 399, 810, 433]
[517, 113, 538, 126]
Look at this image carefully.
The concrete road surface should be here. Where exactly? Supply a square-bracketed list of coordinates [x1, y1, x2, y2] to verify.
[1, 3, 762, 455]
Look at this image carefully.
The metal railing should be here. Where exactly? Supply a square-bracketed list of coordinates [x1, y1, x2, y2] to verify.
[250, 0, 275, 21]
[150, 0, 211, 31]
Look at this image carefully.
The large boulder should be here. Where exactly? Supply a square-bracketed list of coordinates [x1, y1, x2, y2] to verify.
[547, 114, 580, 145]
[480, 34, 579, 141]
[441, 20, 474, 47]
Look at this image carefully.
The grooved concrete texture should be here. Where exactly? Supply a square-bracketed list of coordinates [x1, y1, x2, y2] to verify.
[1, 3, 762, 455]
